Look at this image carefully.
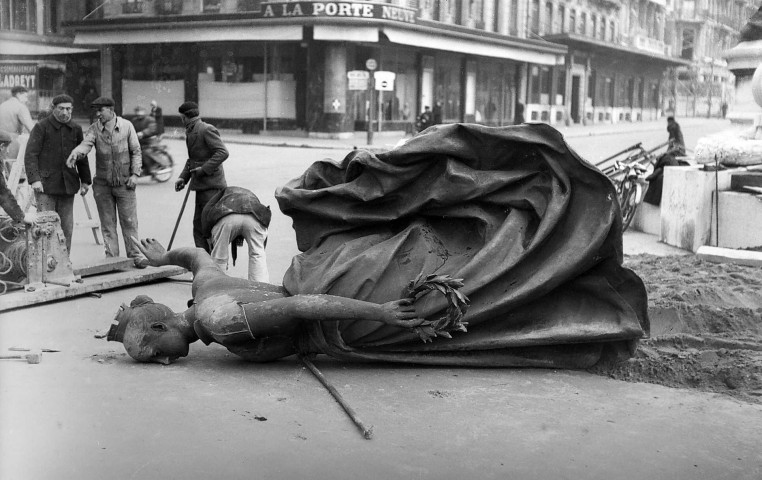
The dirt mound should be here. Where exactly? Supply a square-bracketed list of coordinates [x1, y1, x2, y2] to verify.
[589, 254, 762, 404]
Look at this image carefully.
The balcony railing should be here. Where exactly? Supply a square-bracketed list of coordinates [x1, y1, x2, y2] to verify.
[122, 2, 144, 14]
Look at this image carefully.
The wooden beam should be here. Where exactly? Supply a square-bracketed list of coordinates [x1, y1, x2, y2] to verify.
[0, 266, 187, 312]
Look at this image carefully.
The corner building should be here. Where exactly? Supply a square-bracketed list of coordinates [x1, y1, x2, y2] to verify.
[70, 0, 568, 134]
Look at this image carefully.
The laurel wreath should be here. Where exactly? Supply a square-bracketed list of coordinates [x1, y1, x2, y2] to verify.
[403, 273, 470, 343]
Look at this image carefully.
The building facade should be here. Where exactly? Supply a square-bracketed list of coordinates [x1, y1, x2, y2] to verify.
[667, 0, 757, 118]
[0, 0, 100, 115]
[69, 0, 570, 134]
[8, 0, 746, 133]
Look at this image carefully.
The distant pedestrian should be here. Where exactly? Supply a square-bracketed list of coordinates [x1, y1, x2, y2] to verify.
[24, 94, 91, 253]
[0, 86, 35, 158]
[416, 106, 432, 133]
[150, 100, 164, 135]
[174, 101, 229, 252]
[514, 102, 525, 124]
[67, 96, 147, 267]
[720, 101, 728, 119]
[433, 101, 443, 125]
[201, 186, 271, 282]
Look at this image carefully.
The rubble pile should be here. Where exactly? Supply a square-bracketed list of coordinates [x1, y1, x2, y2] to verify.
[590, 254, 762, 404]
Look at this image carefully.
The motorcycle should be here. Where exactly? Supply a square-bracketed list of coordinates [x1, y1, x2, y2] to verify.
[140, 139, 174, 183]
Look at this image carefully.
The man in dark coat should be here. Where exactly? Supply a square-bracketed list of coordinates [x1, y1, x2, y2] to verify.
[174, 101, 229, 252]
[644, 116, 685, 206]
[24, 94, 91, 252]
[200, 186, 271, 281]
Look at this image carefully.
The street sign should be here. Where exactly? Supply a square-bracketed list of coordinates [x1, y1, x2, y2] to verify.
[366, 58, 377, 71]
[347, 70, 369, 91]
[373, 71, 395, 91]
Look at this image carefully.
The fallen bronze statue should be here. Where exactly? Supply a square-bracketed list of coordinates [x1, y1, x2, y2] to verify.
[106, 123, 648, 370]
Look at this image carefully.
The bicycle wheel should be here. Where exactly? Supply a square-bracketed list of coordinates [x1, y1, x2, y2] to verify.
[618, 179, 641, 232]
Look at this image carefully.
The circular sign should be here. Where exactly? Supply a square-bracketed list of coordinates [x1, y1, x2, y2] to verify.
[366, 58, 377, 71]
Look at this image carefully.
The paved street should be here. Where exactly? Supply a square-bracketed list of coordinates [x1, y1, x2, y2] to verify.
[2, 119, 759, 480]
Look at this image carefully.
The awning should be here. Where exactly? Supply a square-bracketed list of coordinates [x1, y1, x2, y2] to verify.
[74, 25, 302, 45]
[0, 40, 97, 56]
[382, 27, 564, 66]
[314, 25, 378, 42]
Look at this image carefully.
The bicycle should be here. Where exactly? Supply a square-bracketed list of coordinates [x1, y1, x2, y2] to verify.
[599, 142, 666, 232]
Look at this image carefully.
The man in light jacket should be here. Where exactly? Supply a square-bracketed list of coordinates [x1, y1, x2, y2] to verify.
[67, 97, 147, 267]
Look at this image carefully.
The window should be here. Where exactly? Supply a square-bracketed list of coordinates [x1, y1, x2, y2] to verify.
[545, 2, 553, 34]
[557, 5, 565, 33]
[580, 12, 586, 36]
[569, 9, 576, 34]
[122, 0, 144, 15]
[681, 29, 695, 60]
[1, 0, 37, 31]
[203, 0, 222, 13]
[530, 0, 540, 35]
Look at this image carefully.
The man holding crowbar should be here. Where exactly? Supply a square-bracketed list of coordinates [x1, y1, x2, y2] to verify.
[173, 102, 228, 252]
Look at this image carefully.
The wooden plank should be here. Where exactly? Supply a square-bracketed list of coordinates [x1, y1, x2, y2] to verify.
[0, 266, 187, 312]
[73, 257, 135, 277]
[696, 245, 762, 268]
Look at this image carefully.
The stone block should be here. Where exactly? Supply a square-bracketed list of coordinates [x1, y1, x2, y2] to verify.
[660, 166, 735, 252]
[709, 191, 762, 249]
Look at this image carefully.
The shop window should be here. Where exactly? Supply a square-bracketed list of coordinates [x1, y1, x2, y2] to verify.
[434, 53, 463, 123]
[377, 48, 417, 124]
[555, 68, 565, 105]
[476, 60, 506, 125]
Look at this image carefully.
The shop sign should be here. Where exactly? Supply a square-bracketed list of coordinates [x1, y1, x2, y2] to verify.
[259, 2, 416, 24]
[373, 71, 395, 91]
[347, 70, 369, 90]
[0, 63, 37, 90]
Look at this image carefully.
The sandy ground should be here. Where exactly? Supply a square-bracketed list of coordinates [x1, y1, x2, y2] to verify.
[590, 253, 762, 404]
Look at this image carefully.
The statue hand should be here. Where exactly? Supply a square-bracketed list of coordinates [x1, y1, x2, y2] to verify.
[130, 236, 169, 266]
[379, 298, 425, 328]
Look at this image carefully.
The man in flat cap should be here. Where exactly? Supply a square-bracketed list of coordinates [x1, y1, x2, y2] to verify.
[25, 94, 91, 253]
[0, 85, 35, 159]
[175, 101, 229, 252]
[67, 96, 148, 267]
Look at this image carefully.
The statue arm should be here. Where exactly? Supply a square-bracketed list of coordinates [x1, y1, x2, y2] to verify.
[239, 294, 422, 338]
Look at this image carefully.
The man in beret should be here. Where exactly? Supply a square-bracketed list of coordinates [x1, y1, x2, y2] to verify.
[0, 85, 35, 158]
[24, 94, 91, 253]
[67, 96, 147, 267]
[175, 101, 229, 252]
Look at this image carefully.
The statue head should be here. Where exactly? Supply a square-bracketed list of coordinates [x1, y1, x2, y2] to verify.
[106, 295, 189, 364]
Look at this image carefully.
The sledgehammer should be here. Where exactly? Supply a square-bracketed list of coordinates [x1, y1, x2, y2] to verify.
[0, 352, 42, 364]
